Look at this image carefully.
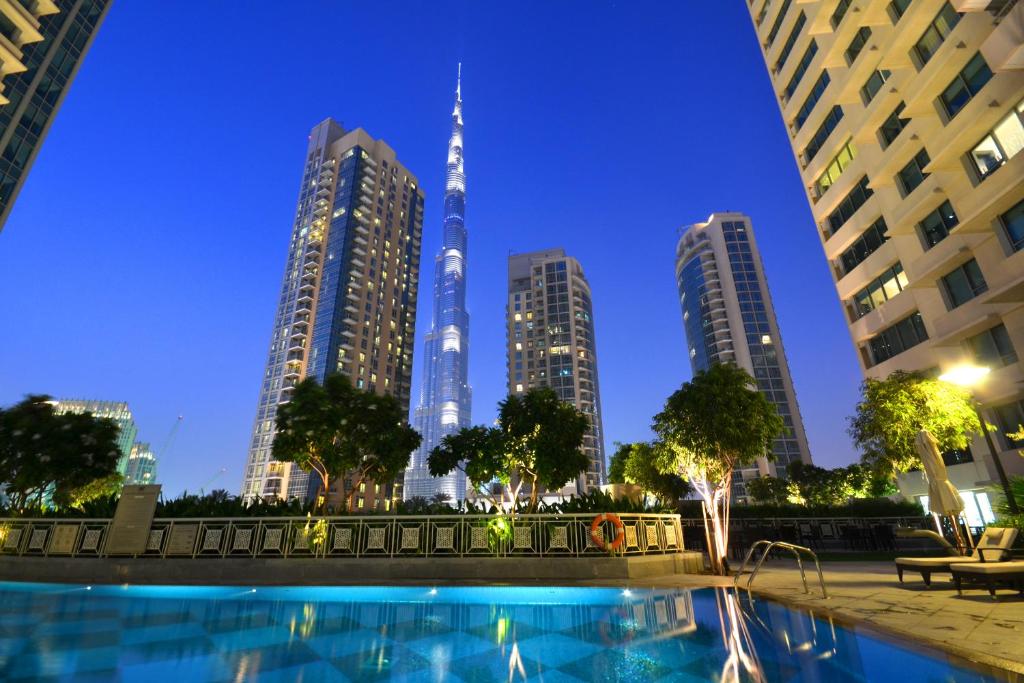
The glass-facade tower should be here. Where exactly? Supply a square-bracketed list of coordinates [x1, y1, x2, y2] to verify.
[0, 0, 111, 232]
[507, 249, 606, 495]
[241, 120, 425, 511]
[404, 68, 472, 503]
[51, 399, 137, 476]
[675, 213, 812, 500]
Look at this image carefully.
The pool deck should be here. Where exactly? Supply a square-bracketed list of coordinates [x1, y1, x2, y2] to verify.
[642, 560, 1024, 676]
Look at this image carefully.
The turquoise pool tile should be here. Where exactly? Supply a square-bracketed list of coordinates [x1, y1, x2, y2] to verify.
[206, 625, 294, 652]
[120, 620, 207, 645]
[512, 633, 603, 668]
[119, 652, 236, 682]
[218, 640, 321, 674]
[302, 629, 394, 660]
[399, 631, 497, 660]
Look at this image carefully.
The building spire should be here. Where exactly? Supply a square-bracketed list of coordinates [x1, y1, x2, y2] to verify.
[456, 62, 462, 101]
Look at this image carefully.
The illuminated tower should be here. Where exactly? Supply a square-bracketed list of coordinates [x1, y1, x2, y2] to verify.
[404, 66, 472, 503]
[675, 213, 812, 501]
[241, 119, 425, 511]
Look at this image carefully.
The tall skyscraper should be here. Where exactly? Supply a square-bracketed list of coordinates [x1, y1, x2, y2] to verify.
[51, 399, 137, 476]
[124, 442, 157, 486]
[507, 249, 606, 494]
[747, 1, 1023, 514]
[0, 0, 111, 232]
[675, 213, 813, 500]
[241, 120, 425, 512]
[405, 66, 472, 503]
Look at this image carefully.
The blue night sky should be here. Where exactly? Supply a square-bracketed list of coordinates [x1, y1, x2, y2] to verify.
[0, 1, 864, 497]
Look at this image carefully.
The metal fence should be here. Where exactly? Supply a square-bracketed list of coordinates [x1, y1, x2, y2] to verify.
[0, 513, 684, 560]
[677, 516, 932, 557]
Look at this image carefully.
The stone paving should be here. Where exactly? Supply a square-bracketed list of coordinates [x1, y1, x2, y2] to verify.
[711, 560, 1024, 675]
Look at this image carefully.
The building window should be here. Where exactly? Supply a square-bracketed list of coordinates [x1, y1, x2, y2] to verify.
[940, 258, 988, 309]
[826, 176, 874, 237]
[918, 200, 959, 249]
[965, 323, 1018, 368]
[866, 312, 929, 366]
[1000, 199, 1024, 253]
[792, 71, 830, 133]
[845, 27, 872, 65]
[766, 0, 793, 46]
[860, 70, 892, 106]
[940, 53, 993, 120]
[783, 41, 818, 102]
[897, 148, 931, 196]
[852, 262, 908, 319]
[802, 105, 843, 164]
[878, 102, 910, 149]
[889, 0, 913, 23]
[839, 216, 889, 276]
[774, 12, 806, 73]
[831, 0, 852, 28]
[913, 3, 961, 68]
[968, 100, 1024, 180]
[813, 140, 856, 200]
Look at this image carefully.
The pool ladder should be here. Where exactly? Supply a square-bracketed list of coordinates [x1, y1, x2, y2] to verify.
[735, 541, 829, 600]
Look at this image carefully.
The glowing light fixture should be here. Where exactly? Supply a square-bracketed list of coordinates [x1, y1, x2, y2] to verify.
[939, 364, 990, 387]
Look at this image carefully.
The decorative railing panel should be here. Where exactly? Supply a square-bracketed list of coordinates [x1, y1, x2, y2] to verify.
[0, 514, 684, 560]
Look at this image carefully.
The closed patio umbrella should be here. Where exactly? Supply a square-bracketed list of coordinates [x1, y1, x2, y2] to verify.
[915, 429, 967, 552]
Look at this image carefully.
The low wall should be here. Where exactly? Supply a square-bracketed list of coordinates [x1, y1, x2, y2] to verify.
[0, 552, 705, 585]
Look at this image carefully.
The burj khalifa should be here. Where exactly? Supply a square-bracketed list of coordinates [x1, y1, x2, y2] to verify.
[404, 66, 472, 503]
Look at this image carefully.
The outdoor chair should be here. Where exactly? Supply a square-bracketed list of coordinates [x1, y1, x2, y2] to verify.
[895, 527, 1019, 586]
[950, 560, 1024, 599]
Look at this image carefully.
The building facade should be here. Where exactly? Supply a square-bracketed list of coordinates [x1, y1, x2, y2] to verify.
[123, 441, 156, 486]
[240, 120, 425, 512]
[404, 67, 472, 504]
[747, 0, 1024, 520]
[507, 249, 606, 495]
[0, 0, 111, 231]
[51, 399, 137, 475]
[675, 213, 814, 499]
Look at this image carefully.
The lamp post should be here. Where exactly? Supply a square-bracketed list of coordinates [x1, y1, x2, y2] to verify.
[938, 365, 1019, 515]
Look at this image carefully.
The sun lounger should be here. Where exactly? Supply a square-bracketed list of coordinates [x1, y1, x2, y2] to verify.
[895, 527, 1019, 586]
[950, 560, 1024, 599]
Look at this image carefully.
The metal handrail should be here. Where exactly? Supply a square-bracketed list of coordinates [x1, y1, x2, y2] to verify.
[735, 540, 829, 599]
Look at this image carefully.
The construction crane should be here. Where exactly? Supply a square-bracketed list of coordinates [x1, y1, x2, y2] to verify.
[159, 414, 184, 460]
[200, 468, 227, 496]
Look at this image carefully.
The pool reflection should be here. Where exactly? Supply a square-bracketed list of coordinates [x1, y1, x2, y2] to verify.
[0, 583, 1012, 682]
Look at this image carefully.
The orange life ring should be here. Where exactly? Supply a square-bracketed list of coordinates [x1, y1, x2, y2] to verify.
[591, 513, 625, 550]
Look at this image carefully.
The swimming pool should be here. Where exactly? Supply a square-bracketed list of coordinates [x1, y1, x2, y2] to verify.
[0, 582, 1011, 681]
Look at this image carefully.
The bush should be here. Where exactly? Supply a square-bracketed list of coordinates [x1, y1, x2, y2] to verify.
[676, 497, 924, 519]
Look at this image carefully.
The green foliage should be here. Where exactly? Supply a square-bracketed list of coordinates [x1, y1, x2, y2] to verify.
[273, 375, 420, 511]
[607, 443, 629, 485]
[541, 490, 671, 514]
[849, 370, 980, 480]
[994, 476, 1024, 532]
[65, 473, 124, 510]
[746, 475, 791, 506]
[616, 442, 691, 504]
[0, 395, 124, 511]
[155, 490, 312, 518]
[677, 497, 925, 518]
[428, 388, 589, 512]
[652, 364, 785, 483]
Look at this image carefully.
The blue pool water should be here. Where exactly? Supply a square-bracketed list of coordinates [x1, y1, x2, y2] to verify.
[0, 582, 1011, 682]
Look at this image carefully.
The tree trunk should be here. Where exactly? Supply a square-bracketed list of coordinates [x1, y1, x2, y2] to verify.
[528, 474, 540, 513]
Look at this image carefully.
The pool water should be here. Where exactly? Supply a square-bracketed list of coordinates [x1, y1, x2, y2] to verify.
[0, 582, 1011, 682]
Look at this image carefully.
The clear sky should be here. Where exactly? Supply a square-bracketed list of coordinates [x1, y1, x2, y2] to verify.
[0, 1, 865, 497]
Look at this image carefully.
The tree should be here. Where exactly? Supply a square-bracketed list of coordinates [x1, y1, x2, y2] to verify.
[0, 395, 123, 511]
[272, 376, 420, 513]
[428, 388, 589, 513]
[607, 442, 630, 484]
[849, 370, 981, 480]
[619, 442, 692, 505]
[652, 364, 784, 574]
[746, 476, 791, 506]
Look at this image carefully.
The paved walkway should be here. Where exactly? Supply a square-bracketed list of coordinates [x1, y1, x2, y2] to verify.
[720, 560, 1024, 675]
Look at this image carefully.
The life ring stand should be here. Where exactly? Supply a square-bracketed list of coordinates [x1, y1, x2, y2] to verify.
[591, 513, 626, 551]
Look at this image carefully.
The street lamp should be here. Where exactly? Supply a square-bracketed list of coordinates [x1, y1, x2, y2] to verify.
[938, 364, 1019, 514]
